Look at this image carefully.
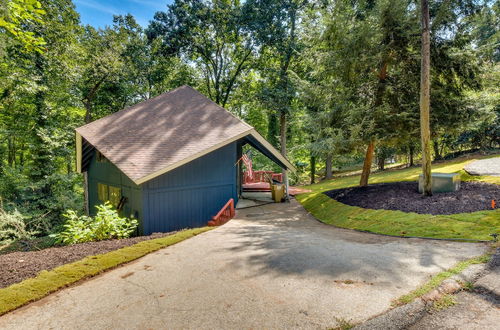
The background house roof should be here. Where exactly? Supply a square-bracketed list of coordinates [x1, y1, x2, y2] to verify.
[76, 85, 295, 184]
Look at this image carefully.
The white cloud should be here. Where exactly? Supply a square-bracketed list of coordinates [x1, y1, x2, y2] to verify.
[74, 0, 120, 15]
[128, 0, 166, 10]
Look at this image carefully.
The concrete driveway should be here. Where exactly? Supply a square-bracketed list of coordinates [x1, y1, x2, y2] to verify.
[0, 199, 487, 329]
[464, 157, 500, 176]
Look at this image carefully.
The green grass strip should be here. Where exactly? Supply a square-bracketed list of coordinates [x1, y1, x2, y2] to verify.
[297, 156, 500, 241]
[396, 253, 492, 305]
[0, 227, 213, 316]
[297, 193, 499, 240]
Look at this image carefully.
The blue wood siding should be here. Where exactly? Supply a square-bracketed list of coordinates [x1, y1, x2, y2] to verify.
[141, 142, 238, 234]
[87, 152, 143, 232]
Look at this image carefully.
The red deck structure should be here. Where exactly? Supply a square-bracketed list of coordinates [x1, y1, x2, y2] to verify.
[242, 170, 281, 192]
[243, 170, 282, 185]
[242, 181, 272, 191]
[242, 171, 311, 195]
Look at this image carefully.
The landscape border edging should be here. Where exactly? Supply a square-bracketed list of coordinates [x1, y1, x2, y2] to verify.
[295, 192, 498, 242]
[352, 251, 495, 329]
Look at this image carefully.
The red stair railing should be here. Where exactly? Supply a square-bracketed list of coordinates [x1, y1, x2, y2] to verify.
[207, 198, 235, 226]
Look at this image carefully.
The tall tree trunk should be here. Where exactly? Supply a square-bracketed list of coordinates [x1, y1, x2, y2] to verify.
[83, 75, 108, 124]
[433, 140, 441, 160]
[19, 148, 24, 166]
[67, 154, 72, 174]
[420, 0, 432, 196]
[7, 136, 15, 166]
[325, 155, 333, 179]
[409, 144, 415, 167]
[378, 156, 385, 171]
[83, 171, 89, 215]
[31, 54, 54, 186]
[267, 113, 279, 147]
[360, 140, 375, 186]
[84, 101, 92, 124]
[359, 59, 388, 186]
[310, 155, 316, 184]
[280, 111, 287, 156]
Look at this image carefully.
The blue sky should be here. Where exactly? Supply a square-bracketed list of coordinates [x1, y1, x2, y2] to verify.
[74, 0, 173, 28]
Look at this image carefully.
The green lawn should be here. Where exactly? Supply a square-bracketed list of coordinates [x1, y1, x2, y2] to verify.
[296, 155, 500, 241]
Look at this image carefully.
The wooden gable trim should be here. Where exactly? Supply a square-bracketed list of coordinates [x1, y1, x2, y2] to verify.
[76, 132, 82, 173]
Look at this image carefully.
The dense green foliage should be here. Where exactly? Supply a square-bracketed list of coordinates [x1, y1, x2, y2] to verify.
[0, 206, 37, 243]
[0, 0, 46, 53]
[0, 0, 498, 243]
[55, 203, 138, 244]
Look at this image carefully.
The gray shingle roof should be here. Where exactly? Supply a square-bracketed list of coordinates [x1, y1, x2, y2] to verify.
[77, 85, 295, 184]
[76, 85, 256, 183]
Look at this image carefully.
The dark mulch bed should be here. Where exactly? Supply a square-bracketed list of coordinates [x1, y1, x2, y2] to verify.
[0, 232, 175, 289]
[324, 181, 499, 215]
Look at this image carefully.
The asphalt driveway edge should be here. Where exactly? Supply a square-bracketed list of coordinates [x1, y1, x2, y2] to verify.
[0, 227, 213, 317]
[353, 249, 497, 329]
[353, 299, 427, 330]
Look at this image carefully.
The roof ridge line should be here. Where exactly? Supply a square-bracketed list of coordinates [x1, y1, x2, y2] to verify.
[76, 85, 189, 131]
[183, 86, 253, 130]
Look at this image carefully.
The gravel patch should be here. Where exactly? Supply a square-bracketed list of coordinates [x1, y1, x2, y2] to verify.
[465, 158, 500, 176]
[0, 232, 175, 289]
[324, 181, 499, 215]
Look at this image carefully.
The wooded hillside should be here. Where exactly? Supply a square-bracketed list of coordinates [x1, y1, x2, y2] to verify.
[0, 0, 498, 240]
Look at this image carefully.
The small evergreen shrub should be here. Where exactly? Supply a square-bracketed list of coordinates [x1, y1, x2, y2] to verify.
[0, 208, 37, 244]
[56, 202, 138, 244]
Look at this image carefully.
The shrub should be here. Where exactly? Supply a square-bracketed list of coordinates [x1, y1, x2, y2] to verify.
[56, 202, 138, 245]
[0, 207, 38, 245]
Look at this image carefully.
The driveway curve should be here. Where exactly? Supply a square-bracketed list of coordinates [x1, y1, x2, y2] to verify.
[0, 200, 487, 329]
[464, 157, 500, 176]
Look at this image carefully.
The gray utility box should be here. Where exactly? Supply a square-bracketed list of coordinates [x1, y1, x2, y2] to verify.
[418, 172, 461, 193]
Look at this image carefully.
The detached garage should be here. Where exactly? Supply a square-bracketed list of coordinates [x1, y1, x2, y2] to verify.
[75, 85, 295, 234]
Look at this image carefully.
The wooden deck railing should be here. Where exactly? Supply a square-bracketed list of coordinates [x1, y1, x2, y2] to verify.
[243, 171, 282, 184]
[207, 198, 235, 226]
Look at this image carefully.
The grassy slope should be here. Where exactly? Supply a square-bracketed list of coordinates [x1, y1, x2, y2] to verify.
[296, 155, 500, 241]
[0, 227, 212, 316]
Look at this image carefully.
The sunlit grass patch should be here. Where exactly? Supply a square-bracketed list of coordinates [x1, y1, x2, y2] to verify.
[297, 193, 499, 240]
[433, 294, 457, 310]
[297, 155, 500, 240]
[304, 155, 500, 193]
